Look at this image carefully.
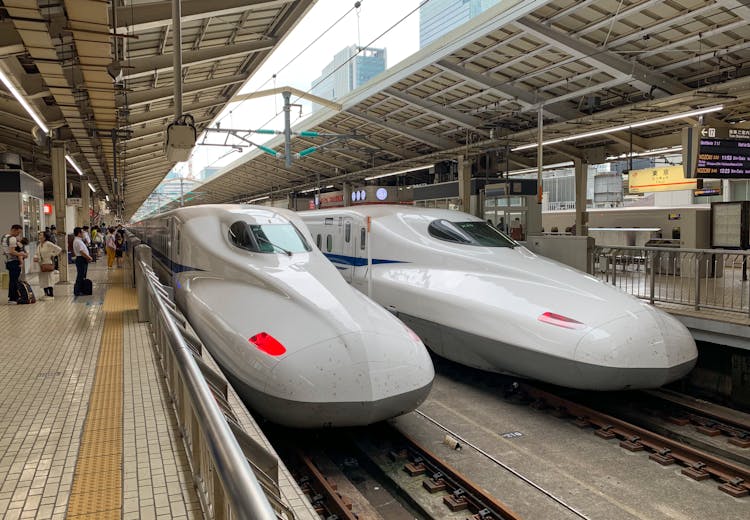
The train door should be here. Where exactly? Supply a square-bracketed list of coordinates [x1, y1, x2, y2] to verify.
[341, 217, 355, 282]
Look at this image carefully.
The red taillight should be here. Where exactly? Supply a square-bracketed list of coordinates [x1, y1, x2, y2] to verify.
[538, 312, 586, 330]
[249, 332, 287, 356]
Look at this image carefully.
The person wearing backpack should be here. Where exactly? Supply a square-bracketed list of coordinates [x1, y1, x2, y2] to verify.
[2, 224, 24, 304]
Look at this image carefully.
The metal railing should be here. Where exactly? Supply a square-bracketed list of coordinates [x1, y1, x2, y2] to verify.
[135, 250, 295, 520]
[591, 245, 750, 316]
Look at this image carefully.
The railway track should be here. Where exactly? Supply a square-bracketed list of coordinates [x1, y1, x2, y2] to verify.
[275, 423, 522, 520]
[516, 383, 750, 498]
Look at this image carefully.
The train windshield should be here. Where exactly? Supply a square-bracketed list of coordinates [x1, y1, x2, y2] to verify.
[228, 221, 311, 254]
[428, 220, 516, 248]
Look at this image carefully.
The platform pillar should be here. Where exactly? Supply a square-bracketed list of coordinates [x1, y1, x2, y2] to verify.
[574, 158, 588, 236]
[457, 155, 471, 214]
[51, 144, 69, 283]
[343, 182, 352, 207]
[80, 179, 90, 227]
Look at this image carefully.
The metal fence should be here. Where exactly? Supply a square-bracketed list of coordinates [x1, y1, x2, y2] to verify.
[591, 245, 750, 316]
[135, 250, 295, 520]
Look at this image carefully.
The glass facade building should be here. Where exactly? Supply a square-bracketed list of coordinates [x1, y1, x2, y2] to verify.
[310, 46, 386, 110]
[419, 0, 500, 48]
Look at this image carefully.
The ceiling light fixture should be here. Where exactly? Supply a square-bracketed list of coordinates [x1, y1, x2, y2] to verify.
[65, 155, 85, 176]
[0, 68, 49, 134]
[512, 105, 724, 151]
[88, 183, 96, 193]
[364, 165, 432, 181]
[605, 146, 683, 161]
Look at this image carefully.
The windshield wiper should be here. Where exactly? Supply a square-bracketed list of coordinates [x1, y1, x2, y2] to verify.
[256, 235, 292, 256]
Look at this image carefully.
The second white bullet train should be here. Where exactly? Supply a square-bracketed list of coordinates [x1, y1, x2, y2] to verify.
[300, 205, 698, 390]
[132, 205, 434, 427]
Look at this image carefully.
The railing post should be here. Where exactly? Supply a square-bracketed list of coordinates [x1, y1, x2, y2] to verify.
[611, 252, 617, 286]
[135, 245, 152, 322]
[694, 252, 702, 311]
[649, 250, 656, 304]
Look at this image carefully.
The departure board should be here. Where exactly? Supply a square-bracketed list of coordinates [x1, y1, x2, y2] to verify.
[695, 126, 750, 178]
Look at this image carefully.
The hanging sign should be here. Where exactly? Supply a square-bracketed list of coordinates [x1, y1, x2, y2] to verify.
[628, 165, 697, 193]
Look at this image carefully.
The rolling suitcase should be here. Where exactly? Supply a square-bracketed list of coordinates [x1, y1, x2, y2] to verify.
[17, 280, 36, 304]
[80, 279, 93, 295]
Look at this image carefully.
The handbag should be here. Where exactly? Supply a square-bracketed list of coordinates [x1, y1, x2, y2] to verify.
[41, 263, 54, 272]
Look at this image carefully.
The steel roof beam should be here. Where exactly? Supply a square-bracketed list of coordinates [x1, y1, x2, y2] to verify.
[116, 0, 295, 33]
[346, 109, 457, 150]
[118, 74, 249, 108]
[126, 100, 223, 126]
[516, 18, 688, 96]
[436, 60, 581, 121]
[116, 39, 277, 80]
[384, 87, 488, 133]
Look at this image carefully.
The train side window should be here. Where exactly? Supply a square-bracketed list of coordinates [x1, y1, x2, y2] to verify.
[345, 222, 351, 243]
[176, 229, 181, 255]
[360, 228, 366, 250]
[326, 235, 332, 252]
[316, 234, 322, 248]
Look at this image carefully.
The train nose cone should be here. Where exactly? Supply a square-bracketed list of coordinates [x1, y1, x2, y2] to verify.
[573, 307, 698, 390]
[265, 330, 434, 427]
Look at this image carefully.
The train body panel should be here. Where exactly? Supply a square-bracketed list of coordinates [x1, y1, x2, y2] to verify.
[133, 205, 433, 427]
[300, 205, 698, 390]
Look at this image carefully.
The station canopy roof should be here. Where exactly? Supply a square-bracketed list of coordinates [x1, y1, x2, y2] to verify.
[0, 0, 313, 217]
[2, 1, 749, 221]
[160, 0, 750, 215]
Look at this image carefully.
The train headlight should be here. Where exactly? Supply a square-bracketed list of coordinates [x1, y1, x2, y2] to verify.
[249, 332, 287, 356]
[538, 312, 586, 330]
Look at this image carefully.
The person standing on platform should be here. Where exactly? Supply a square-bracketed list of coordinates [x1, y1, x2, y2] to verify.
[114, 229, 125, 268]
[34, 230, 62, 299]
[72, 227, 92, 296]
[3, 224, 24, 304]
[105, 227, 116, 269]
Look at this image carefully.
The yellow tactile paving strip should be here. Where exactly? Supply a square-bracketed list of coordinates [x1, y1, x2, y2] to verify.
[67, 270, 136, 519]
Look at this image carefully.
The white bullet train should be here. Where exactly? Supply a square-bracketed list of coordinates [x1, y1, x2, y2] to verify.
[299, 205, 698, 390]
[131, 205, 434, 427]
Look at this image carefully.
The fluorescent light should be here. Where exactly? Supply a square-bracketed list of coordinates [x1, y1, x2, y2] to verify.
[509, 161, 574, 176]
[246, 196, 270, 203]
[605, 146, 683, 161]
[88, 183, 96, 193]
[364, 165, 432, 181]
[65, 155, 85, 176]
[0, 68, 49, 134]
[298, 184, 335, 194]
[512, 105, 723, 151]
[106, 195, 110, 201]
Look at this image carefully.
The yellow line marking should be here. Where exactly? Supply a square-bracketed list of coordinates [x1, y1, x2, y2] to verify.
[67, 269, 137, 519]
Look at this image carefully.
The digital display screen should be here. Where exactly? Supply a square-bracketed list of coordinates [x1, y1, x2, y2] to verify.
[695, 127, 750, 178]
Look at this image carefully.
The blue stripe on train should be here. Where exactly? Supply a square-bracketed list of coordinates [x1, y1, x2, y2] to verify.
[323, 253, 405, 267]
[150, 248, 203, 274]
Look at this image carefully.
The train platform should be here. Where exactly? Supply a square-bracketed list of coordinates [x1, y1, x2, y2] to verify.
[0, 259, 317, 520]
[391, 362, 749, 520]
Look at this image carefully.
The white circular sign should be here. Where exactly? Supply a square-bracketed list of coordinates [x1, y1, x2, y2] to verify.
[376, 188, 388, 201]
[360, 190, 367, 201]
[351, 192, 357, 202]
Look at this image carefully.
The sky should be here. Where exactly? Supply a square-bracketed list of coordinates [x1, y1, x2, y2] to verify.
[183, 0, 422, 176]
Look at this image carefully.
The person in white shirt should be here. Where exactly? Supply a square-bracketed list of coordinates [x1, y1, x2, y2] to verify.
[34, 230, 62, 299]
[3, 224, 24, 304]
[72, 227, 92, 296]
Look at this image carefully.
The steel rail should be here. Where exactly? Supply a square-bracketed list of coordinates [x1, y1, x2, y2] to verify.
[395, 423, 524, 520]
[296, 453, 358, 520]
[414, 410, 591, 520]
[520, 384, 750, 498]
